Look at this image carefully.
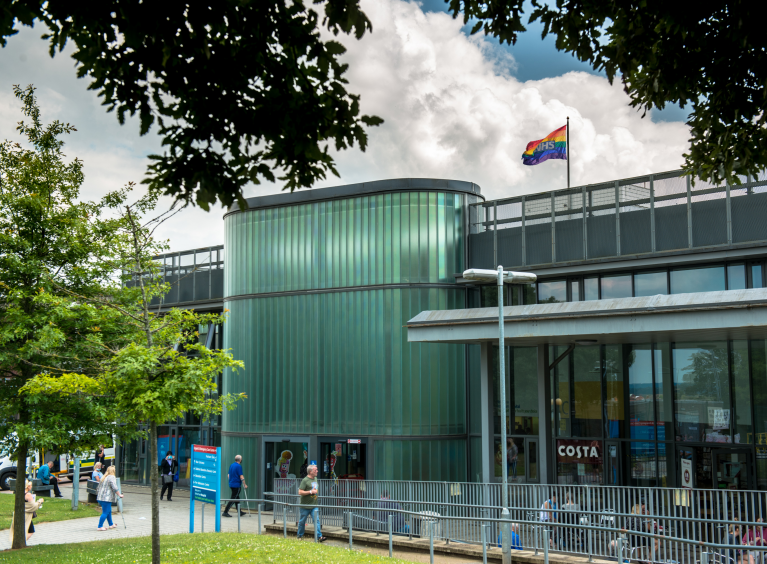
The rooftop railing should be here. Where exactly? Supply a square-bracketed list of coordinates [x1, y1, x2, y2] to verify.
[469, 169, 767, 270]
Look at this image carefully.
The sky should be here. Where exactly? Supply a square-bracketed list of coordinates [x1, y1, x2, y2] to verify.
[0, 0, 691, 252]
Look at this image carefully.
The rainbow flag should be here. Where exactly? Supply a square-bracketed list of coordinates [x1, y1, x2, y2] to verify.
[522, 125, 567, 166]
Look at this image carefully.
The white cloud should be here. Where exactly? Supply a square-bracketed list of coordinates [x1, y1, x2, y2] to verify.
[312, 0, 690, 201]
[0, 0, 690, 252]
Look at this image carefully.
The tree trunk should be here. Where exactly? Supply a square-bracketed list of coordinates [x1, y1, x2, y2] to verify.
[11, 437, 29, 549]
[150, 421, 160, 564]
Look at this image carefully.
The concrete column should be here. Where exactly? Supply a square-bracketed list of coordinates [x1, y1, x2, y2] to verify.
[480, 342, 492, 483]
[537, 344, 552, 484]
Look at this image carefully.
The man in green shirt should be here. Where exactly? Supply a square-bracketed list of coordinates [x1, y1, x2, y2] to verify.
[297, 464, 326, 542]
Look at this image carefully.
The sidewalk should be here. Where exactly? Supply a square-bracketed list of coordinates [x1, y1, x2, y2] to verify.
[0, 480, 268, 550]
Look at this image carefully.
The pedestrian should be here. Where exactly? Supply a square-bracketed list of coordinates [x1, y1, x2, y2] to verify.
[297, 464, 326, 542]
[160, 450, 177, 501]
[96, 466, 123, 531]
[377, 490, 405, 533]
[540, 492, 558, 548]
[222, 454, 247, 517]
[742, 517, 765, 564]
[95, 444, 107, 468]
[36, 460, 63, 498]
[728, 517, 743, 564]
[92, 462, 104, 482]
[9, 480, 44, 544]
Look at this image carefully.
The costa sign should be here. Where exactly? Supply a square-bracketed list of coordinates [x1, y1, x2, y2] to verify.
[556, 440, 602, 464]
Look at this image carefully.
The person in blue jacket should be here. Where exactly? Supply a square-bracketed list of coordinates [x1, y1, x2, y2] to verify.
[37, 461, 63, 497]
[498, 523, 523, 550]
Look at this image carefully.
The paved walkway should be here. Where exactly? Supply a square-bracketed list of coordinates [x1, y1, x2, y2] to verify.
[0, 480, 268, 550]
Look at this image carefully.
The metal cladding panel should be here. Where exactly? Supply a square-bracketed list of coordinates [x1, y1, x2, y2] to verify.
[732, 190, 767, 243]
[619, 208, 651, 255]
[691, 198, 727, 247]
[655, 205, 688, 251]
[586, 214, 616, 258]
[373, 439, 467, 481]
[221, 289, 467, 436]
[555, 217, 583, 262]
[526, 222, 552, 265]
[469, 231, 494, 269]
[220, 435, 259, 498]
[194, 270, 211, 301]
[224, 192, 465, 296]
[497, 227, 523, 268]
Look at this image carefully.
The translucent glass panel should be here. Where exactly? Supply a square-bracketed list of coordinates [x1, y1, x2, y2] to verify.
[629, 345, 655, 439]
[604, 346, 623, 438]
[731, 340, 752, 443]
[601, 274, 632, 299]
[225, 192, 465, 296]
[220, 435, 260, 496]
[538, 280, 567, 303]
[673, 342, 730, 443]
[374, 439, 466, 482]
[572, 346, 602, 437]
[222, 288, 467, 436]
[634, 271, 668, 296]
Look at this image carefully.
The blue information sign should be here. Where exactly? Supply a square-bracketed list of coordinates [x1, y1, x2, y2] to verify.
[189, 444, 221, 533]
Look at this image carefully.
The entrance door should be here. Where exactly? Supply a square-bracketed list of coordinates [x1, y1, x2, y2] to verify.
[606, 442, 622, 486]
[493, 437, 539, 483]
[320, 439, 367, 480]
[264, 439, 309, 510]
[713, 449, 754, 490]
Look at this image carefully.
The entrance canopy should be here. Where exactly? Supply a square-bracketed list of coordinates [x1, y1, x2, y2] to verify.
[406, 288, 767, 346]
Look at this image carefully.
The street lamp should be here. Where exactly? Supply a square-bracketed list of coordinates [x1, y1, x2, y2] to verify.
[463, 267, 537, 564]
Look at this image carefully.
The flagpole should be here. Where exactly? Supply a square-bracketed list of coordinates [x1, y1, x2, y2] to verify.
[566, 116, 570, 188]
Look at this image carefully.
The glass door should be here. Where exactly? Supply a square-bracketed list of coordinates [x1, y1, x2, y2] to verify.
[320, 440, 367, 480]
[264, 440, 309, 510]
[713, 449, 754, 490]
[605, 442, 622, 486]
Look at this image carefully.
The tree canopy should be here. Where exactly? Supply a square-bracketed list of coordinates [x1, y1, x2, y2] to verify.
[1, 1, 762, 207]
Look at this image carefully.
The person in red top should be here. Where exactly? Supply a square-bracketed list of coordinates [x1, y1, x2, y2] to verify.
[742, 517, 765, 564]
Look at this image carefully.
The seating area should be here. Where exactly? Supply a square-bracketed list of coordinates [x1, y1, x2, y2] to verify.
[7, 478, 54, 496]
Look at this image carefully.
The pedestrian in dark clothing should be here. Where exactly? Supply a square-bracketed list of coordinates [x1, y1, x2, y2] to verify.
[223, 455, 247, 517]
[376, 491, 405, 533]
[95, 445, 108, 468]
[37, 461, 63, 497]
[160, 451, 177, 501]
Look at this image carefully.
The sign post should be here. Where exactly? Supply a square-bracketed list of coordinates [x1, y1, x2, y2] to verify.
[190, 444, 221, 533]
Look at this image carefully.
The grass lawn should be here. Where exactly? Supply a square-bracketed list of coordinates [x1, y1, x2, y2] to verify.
[0, 493, 101, 531]
[0, 532, 419, 563]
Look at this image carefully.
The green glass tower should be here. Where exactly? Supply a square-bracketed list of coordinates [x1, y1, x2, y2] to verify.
[221, 179, 482, 493]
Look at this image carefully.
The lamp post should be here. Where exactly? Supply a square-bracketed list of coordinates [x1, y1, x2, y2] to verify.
[462, 267, 537, 564]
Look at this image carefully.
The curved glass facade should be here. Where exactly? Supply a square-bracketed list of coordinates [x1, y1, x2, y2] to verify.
[222, 186, 476, 482]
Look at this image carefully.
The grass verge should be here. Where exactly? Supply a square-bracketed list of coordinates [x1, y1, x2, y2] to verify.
[0, 532, 419, 563]
[0, 493, 101, 531]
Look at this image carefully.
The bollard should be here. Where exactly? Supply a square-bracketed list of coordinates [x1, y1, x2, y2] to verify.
[201, 504, 205, 533]
[314, 509, 319, 543]
[501, 508, 511, 564]
[71, 456, 80, 511]
[543, 526, 549, 564]
[388, 514, 393, 558]
[349, 513, 354, 550]
[701, 548, 709, 564]
[481, 523, 488, 564]
[237, 507, 241, 533]
[283, 511, 287, 538]
[429, 520, 434, 564]
[258, 504, 262, 535]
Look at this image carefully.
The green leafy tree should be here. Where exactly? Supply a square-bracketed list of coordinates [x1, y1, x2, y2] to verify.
[0, 1, 383, 210]
[1, 2, 762, 203]
[0, 85, 140, 549]
[23, 193, 245, 564]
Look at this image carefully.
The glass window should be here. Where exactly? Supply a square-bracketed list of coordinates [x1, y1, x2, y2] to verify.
[629, 442, 657, 487]
[572, 346, 602, 437]
[727, 264, 746, 290]
[538, 280, 567, 303]
[654, 343, 673, 442]
[481, 285, 498, 308]
[670, 266, 725, 294]
[553, 345, 571, 437]
[512, 347, 538, 435]
[634, 271, 668, 297]
[751, 340, 767, 488]
[569, 279, 581, 302]
[522, 283, 537, 305]
[556, 439, 603, 485]
[752, 264, 763, 288]
[490, 346, 510, 435]
[601, 274, 632, 299]
[584, 277, 599, 301]
[673, 342, 730, 443]
[732, 341, 752, 444]
[604, 345, 624, 438]
[628, 345, 655, 439]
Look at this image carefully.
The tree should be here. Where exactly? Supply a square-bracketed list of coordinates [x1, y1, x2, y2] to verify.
[0, 85, 140, 549]
[0, 1, 383, 210]
[23, 192, 245, 564]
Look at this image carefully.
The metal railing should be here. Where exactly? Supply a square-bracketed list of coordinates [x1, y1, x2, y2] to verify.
[469, 169, 767, 269]
[266, 478, 767, 564]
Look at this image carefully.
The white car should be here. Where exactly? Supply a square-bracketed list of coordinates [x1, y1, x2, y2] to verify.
[0, 455, 17, 491]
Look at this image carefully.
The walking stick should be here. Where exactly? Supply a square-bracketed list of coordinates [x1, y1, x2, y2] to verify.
[116, 477, 127, 529]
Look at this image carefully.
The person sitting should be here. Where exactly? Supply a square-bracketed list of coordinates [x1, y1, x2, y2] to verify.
[37, 461, 63, 498]
[377, 491, 407, 533]
[628, 503, 660, 564]
[497, 523, 523, 550]
[727, 517, 744, 564]
[92, 462, 104, 482]
[742, 517, 765, 564]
